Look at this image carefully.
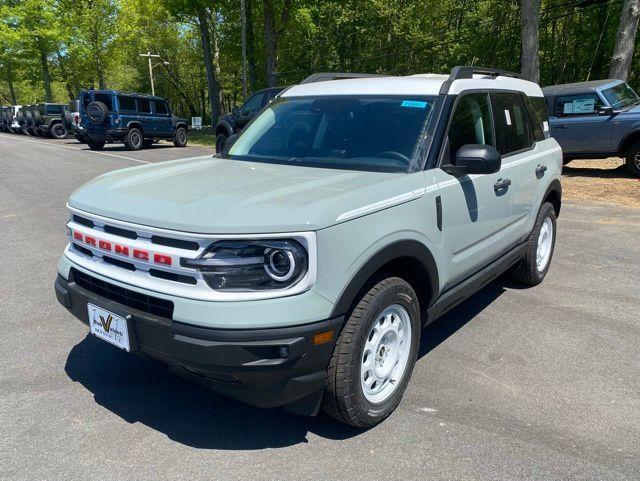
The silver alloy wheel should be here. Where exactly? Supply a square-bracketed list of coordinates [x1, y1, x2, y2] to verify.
[536, 217, 554, 272]
[178, 129, 186, 144]
[361, 304, 412, 404]
[131, 130, 141, 147]
[634, 152, 640, 170]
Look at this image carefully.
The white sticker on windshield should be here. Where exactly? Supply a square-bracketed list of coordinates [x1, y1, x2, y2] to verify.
[504, 109, 512, 126]
[543, 120, 549, 131]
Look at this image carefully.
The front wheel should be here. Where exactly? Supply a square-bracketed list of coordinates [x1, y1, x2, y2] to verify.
[173, 127, 188, 147]
[625, 140, 640, 177]
[215, 132, 228, 153]
[509, 202, 557, 286]
[322, 277, 421, 427]
[124, 127, 143, 151]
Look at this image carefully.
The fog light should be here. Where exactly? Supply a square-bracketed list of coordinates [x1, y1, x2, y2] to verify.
[278, 346, 289, 359]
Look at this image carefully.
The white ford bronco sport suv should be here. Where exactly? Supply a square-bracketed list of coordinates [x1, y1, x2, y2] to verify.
[55, 66, 562, 427]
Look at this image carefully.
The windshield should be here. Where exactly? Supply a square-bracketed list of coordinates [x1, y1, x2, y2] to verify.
[226, 95, 438, 172]
[601, 82, 640, 109]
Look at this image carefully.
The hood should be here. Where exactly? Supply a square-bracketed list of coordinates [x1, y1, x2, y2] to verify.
[68, 156, 425, 234]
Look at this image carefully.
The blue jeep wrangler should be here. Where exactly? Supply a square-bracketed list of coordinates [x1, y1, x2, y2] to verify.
[543, 79, 640, 177]
[80, 90, 189, 151]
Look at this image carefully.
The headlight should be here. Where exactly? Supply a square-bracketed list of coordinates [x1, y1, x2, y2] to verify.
[182, 239, 308, 291]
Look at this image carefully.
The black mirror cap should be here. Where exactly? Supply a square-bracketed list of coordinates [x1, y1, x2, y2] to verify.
[447, 144, 501, 176]
[598, 106, 614, 116]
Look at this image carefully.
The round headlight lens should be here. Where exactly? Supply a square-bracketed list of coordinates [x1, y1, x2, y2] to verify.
[265, 248, 296, 281]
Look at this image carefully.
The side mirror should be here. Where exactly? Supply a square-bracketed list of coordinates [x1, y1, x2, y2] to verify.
[443, 144, 501, 176]
[597, 106, 614, 116]
[221, 133, 239, 156]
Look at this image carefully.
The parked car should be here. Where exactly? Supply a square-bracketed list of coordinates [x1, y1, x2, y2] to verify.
[63, 100, 86, 143]
[543, 79, 640, 176]
[22, 104, 39, 135]
[55, 66, 562, 427]
[215, 86, 285, 153]
[9, 105, 23, 133]
[33, 103, 69, 139]
[79, 89, 189, 151]
[0, 106, 9, 132]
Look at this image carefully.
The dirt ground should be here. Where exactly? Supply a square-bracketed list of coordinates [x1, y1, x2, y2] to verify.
[562, 157, 640, 208]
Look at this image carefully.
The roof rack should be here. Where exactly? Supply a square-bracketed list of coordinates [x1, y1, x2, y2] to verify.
[439, 66, 521, 95]
[300, 72, 386, 84]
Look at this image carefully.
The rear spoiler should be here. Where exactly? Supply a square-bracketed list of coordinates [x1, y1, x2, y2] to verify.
[439, 66, 521, 95]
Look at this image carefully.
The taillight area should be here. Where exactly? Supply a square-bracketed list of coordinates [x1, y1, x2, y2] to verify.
[74, 114, 80, 125]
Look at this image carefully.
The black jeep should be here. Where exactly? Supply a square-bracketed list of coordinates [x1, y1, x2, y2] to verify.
[214, 87, 284, 152]
[80, 90, 189, 151]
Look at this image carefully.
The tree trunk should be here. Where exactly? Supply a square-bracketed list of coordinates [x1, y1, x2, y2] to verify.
[37, 38, 53, 102]
[609, 0, 640, 80]
[520, 0, 540, 84]
[263, 0, 278, 87]
[197, 8, 221, 126]
[6, 57, 16, 104]
[246, 0, 256, 92]
[241, 0, 248, 98]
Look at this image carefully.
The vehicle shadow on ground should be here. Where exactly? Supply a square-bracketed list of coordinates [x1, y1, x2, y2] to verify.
[64, 279, 508, 449]
[562, 163, 634, 179]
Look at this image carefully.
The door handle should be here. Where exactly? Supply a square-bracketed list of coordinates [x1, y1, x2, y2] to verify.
[494, 178, 511, 192]
[535, 164, 547, 178]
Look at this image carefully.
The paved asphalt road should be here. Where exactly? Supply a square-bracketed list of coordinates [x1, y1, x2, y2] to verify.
[1, 132, 639, 481]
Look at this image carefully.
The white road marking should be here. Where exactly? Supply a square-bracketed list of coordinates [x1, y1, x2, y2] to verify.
[0, 134, 150, 164]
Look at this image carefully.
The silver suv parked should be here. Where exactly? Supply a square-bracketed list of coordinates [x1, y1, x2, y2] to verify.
[55, 67, 562, 427]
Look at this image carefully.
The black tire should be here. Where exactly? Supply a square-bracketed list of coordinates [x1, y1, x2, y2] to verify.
[624, 140, 640, 177]
[124, 127, 143, 150]
[562, 159, 571, 166]
[142, 139, 155, 149]
[63, 110, 74, 129]
[173, 126, 188, 147]
[87, 138, 105, 151]
[32, 110, 42, 126]
[50, 122, 67, 139]
[75, 133, 87, 143]
[216, 132, 228, 153]
[509, 202, 557, 286]
[86, 101, 109, 125]
[322, 277, 421, 428]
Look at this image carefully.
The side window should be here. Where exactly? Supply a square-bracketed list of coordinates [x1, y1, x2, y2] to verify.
[94, 93, 113, 111]
[155, 100, 168, 114]
[118, 96, 137, 112]
[525, 96, 549, 142]
[492, 93, 534, 155]
[46, 105, 62, 115]
[447, 93, 494, 164]
[555, 93, 602, 117]
[138, 98, 151, 114]
[241, 93, 265, 116]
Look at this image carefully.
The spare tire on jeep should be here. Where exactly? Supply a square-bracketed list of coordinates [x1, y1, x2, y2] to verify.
[86, 101, 109, 125]
[33, 109, 42, 126]
[63, 110, 74, 129]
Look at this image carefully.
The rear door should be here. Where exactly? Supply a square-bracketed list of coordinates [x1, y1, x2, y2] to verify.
[136, 98, 153, 135]
[434, 92, 517, 286]
[549, 92, 612, 154]
[153, 100, 173, 136]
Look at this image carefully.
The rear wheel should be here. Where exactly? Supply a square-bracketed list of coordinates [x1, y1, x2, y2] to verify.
[87, 138, 105, 151]
[51, 123, 67, 139]
[124, 127, 143, 150]
[322, 277, 421, 427]
[625, 140, 640, 177]
[173, 126, 188, 147]
[509, 202, 556, 286]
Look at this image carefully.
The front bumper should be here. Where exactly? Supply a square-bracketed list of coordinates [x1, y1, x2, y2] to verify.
[54, 272, 342, 415]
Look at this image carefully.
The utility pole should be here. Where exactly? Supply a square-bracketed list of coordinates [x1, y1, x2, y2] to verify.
[139, 51, 161, 95]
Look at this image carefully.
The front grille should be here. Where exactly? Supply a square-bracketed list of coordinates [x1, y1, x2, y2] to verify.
[151, 235, 199, 251]
[71, 268, 174, 319]
[104, 224, 137, 239]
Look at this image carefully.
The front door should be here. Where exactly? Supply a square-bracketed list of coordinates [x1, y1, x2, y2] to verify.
[549, 92, 613, 154]
[434, 92, 519, 287]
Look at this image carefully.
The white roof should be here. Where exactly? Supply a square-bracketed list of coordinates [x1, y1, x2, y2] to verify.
[281, 73, 544, 98]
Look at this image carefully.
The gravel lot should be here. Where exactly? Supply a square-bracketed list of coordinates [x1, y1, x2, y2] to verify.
[1, 132, 639, 481]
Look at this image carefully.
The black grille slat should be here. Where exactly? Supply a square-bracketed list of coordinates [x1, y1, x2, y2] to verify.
[104, 225, 137, 239]
[73, 215, 94, 228]
[103, 255, 136, 271]
[71, 268, 174, 319]
[151, 235, 199, 251]
[150, 268, 198, 285]
[72, 243, 93, 257]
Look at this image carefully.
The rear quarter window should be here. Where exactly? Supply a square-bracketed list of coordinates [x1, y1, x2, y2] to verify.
[118, 96, 137, 111]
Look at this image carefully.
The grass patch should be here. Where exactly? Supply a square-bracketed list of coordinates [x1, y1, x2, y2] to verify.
[189, 129, 216, 148]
